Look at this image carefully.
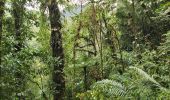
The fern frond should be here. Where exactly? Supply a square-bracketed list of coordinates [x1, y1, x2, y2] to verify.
[129, 67, 160, 85]
[129, 66, 167, 91]
[91, 79, 126, 97]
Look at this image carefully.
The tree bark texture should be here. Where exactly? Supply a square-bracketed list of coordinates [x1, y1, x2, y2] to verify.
[12, 1, 25, 98]
[13, 1, 24, 52]
[0, 1, 5, 64]
[0, 0, 5, 92]
[48, 0, 65, 100]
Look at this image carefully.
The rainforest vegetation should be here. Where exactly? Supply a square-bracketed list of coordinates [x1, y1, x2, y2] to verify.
[0, 0, 170, 99]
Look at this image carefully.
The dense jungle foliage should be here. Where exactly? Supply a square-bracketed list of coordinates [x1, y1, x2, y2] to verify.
[0, 0, 170, 100]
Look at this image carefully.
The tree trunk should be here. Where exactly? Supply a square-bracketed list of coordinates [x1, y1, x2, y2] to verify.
[13, 0, 24, 52]
[0, 1, 5, 64]
[48, 0, 65, 100]
[83, 67, 88, 91]
[12, 0, 25, 98]
[0, 0, 5, 91]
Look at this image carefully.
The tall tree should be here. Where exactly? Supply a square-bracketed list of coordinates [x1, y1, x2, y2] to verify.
[48, 0, 65, 99]
[0, 0, 5, 66]
[12, 0, 25, 98]
[13, 0, 24, 52]
[0, 0, 5, 93]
